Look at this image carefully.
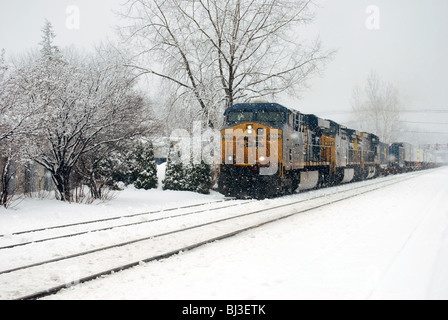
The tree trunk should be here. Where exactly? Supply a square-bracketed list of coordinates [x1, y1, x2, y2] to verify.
[52, 167, 72, 202]
[0, 160, 9, 207]
[89, 172, 102, 200]
[0, 158, 15, 208]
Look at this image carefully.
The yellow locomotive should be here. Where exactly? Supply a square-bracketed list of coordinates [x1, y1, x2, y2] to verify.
[218, 102, 381, 199]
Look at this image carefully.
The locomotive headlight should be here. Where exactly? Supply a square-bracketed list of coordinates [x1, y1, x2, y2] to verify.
[247, 125, 253, 135]
[258, 156, 268, 164]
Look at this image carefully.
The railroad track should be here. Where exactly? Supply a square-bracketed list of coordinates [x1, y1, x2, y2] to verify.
[0, 198, 237, 241]
[0, 198, 249, 250]
[0, 171, 427, 300]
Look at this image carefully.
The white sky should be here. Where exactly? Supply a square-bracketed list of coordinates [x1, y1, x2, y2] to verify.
[1, 0, 447, 143]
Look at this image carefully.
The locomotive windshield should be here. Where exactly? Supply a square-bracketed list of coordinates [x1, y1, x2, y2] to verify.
[227, 111, 286, 123]
[226, 105, 286, 124]
[227, 111, 254, 122]
[256, 110, 286, 123]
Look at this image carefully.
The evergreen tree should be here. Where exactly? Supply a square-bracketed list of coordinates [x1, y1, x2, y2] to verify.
[39, 20, 62, 62]
[0, 49, 6, 77]
[133, 142, 158, 190]
[162, 144, 188, 191]
[95, 150, 131, 190]
[186, 161, 213, 194]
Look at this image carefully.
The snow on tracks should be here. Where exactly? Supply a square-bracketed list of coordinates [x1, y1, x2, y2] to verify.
[0, 170, 433, 300]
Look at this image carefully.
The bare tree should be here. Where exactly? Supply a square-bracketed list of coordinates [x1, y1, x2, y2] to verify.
[1, 50, 16, 207]
[0, 50, 39, 145]
[351, 71, 402, 143]
[120, 0, 334, 129]
[8, 24, 151, 202]
[1, 21, 157, 204]
[1, 49, 43, 207]
[29, 56, 149, 202]
[0, 49, 6, 98]
[0, 48, 11, 144]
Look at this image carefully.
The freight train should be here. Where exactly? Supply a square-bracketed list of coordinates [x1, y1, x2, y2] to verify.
[217, 102, 438, 199]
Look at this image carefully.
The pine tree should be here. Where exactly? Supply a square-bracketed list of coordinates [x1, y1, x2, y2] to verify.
[133, 142, 158, 190]
[0, 49, 6, 77]
[94, 150, 130, 190]
[186, 161, 213, 194]
[162, 144, 188, 191]
[39, 20, 62, 62]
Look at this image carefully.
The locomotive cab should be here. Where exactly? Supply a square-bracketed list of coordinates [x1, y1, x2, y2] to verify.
[219, 103, 289, 198]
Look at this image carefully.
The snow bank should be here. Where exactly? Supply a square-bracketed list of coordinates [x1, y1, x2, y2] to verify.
[36, 167, 448, 300]
[0, 186, 224, 236]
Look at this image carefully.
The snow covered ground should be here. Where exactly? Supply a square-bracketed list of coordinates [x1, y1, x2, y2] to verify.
[0, 162, 223, 236]
[1, 167, 448, 300]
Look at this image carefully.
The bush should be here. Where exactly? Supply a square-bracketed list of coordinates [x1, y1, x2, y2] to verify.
[162, 145, 188, 191]
[186, 161, 212, 194]
[133, 142, 158, 190]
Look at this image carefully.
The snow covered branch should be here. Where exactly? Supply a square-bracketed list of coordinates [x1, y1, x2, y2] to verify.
[1, 23, 155, 203]
[120, 0, 334, 130]
[351, 72, 403, 143]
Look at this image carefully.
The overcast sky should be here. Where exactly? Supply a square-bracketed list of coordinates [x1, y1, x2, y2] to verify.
[1, 0, 447, 142]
